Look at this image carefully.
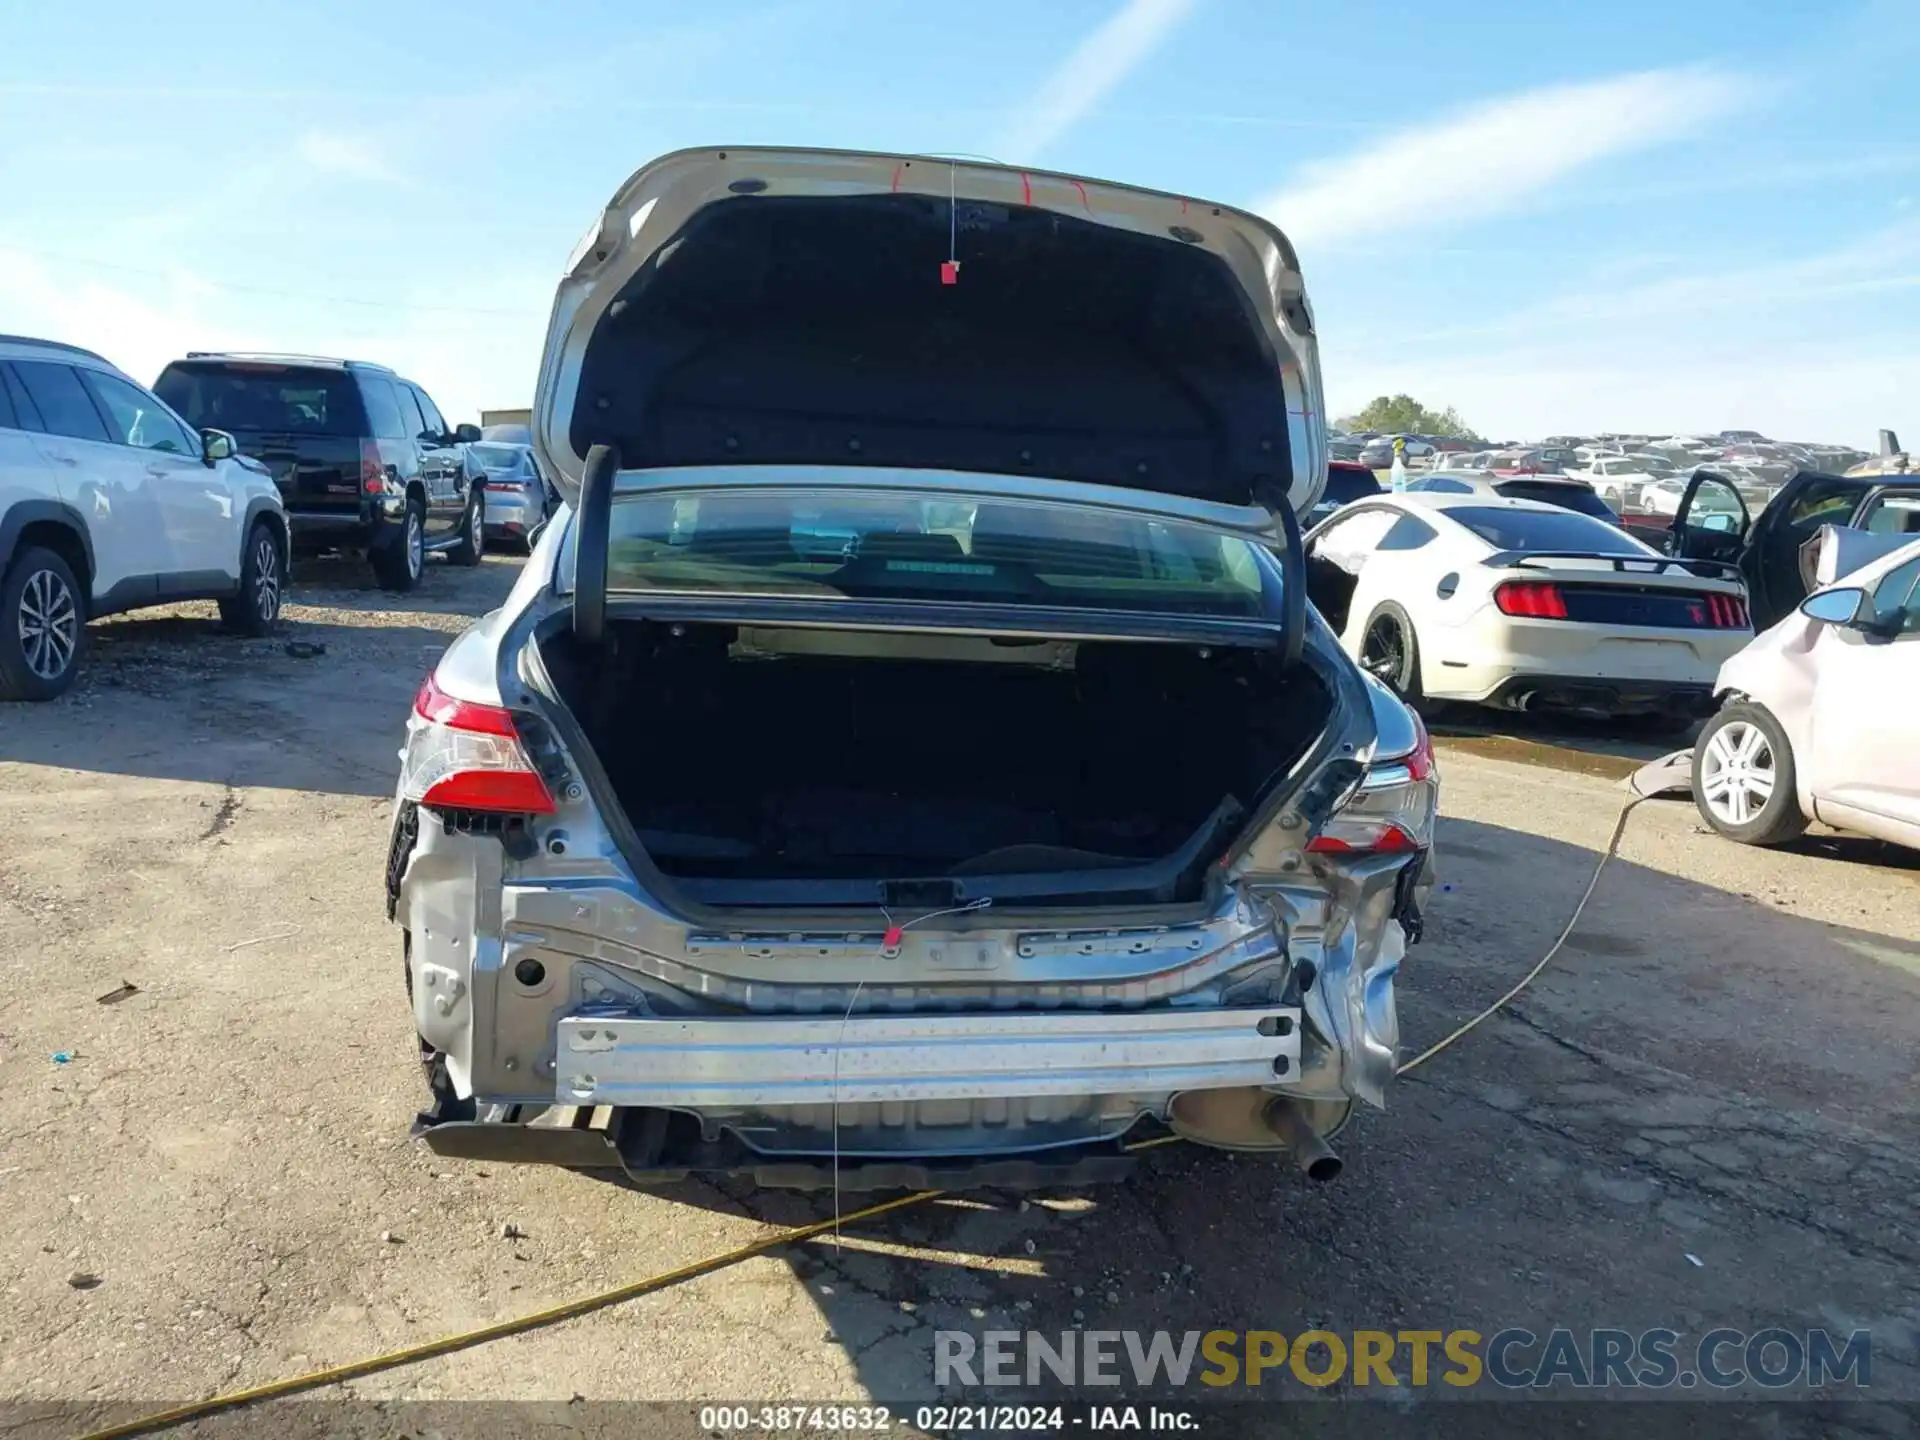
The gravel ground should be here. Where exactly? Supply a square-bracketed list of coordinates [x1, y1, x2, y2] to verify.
[2, 549, 1917, 1436]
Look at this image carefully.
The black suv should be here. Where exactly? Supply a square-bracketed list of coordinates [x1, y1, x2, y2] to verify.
[153, 354, 484, 590]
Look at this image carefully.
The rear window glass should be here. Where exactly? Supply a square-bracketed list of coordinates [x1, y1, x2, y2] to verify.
[603, 488, 1278, 618]
[12, 361, 110, 443]
[154, 363, 367, 437]
[1864, 494, 1920, 535]
[1449, 505, 1648, 555]
[360, 378, 408, 440]
[470, 443, 527, 470]
[1493, 481, 1618, 521]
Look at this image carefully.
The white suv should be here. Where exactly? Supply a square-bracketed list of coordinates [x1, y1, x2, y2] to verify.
[0, 335, 288, 701]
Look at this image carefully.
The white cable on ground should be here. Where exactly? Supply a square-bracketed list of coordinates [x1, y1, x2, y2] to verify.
[1396, 792, 1645, 1076]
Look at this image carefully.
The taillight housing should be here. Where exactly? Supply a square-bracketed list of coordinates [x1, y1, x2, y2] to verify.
[400, 674, 555, 814]
[361, 440, 387, 495]
[1494, 580, 1569, 619]
[1308, 711, 1438, 856]
[1702, 592, 1750, 628]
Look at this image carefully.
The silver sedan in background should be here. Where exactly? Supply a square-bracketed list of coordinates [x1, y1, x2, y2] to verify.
[468, 441, 553, 551]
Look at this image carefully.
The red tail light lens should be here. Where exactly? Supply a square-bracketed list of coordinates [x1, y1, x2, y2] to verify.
[361, 440, 386, 494]
[1494, 581, 1569, 619]
[1307, 712, 1438, 856]
[1307, 827, 1420, 856]
[1400, 708, 1435, 782]
[414, 673, 515, 734]
[1702, 592, 1750, 628]
[402, 674, 555, 814]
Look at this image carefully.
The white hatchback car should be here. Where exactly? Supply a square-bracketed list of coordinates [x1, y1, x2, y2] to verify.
[0, 335, 287, 700]
[1692, 528, 1920, 848]
[1305, 492, 1753, 723]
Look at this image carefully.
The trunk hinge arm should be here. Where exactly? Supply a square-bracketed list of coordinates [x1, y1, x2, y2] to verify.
[574, 443, 621, 643]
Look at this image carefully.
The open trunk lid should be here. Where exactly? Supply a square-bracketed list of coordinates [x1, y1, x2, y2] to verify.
[529, 146, 1326, 519]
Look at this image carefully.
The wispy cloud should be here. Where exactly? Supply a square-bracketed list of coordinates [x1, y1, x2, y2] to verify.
[1259, 66, 1754, 246]
[995, 0, 1199, 162]
[297, 130, 409, 186]
[1366, 221, 1920, 347]
[1322, 223, 1920, 442]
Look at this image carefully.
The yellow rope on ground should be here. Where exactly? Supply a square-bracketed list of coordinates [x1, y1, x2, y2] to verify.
[75, 1189, 939, 1440]
[79, 795, 1644, 1440]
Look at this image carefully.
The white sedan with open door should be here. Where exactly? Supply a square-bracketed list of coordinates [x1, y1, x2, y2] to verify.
[1304, 492, 1755, 723]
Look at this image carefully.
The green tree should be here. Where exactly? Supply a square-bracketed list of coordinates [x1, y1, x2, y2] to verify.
[1344, 394, 1481, 441]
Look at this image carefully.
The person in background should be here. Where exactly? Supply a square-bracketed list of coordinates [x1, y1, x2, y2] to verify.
[1389, 436, 1410, 491]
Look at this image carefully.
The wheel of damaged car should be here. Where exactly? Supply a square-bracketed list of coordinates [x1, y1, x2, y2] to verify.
[1360, 604, 1426, 709]
[1692, 701, 1809, 846]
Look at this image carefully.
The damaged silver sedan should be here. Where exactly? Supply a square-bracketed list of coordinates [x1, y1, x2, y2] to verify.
[387, 147, 1435, 1190]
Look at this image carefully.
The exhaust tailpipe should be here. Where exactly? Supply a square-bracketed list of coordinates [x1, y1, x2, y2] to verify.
[1263, 1098, 1343, 1183]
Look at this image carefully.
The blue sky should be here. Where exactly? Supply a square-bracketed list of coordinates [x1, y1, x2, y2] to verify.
[3, 0, 1917, 444]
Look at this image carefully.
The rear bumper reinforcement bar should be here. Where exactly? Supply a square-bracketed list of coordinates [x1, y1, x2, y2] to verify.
[555, 1006, 1302, 1108]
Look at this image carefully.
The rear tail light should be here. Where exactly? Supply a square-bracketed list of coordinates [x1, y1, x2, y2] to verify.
[1308, 711, 1438, 856]
[400, 674, 555, 814]
[1494, 580, 1569, 619]
[361, 440, 386, 495]
[1702, 592, 1750, 628]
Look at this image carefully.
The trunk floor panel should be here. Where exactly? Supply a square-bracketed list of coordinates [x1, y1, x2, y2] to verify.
[549, 623, 1327, 886]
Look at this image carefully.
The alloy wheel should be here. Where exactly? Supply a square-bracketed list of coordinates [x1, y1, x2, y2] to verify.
[1700, 720, 1775, 826]
[408, 512, 424, 579]
[253, 535, 281, 622]
[18, 567, 79, 681]
[1361, 618, 1406, 687]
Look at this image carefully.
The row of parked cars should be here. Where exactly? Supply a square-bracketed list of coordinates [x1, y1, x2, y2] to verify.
[1303, 445, 1920, 856]
[1420, 431, 1874, 517]
[0, 337, 550, 700]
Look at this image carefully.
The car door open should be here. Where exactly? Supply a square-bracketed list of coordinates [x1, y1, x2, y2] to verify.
[1304, 506, 1399, 636]
[1669, 470, 1751, 565]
